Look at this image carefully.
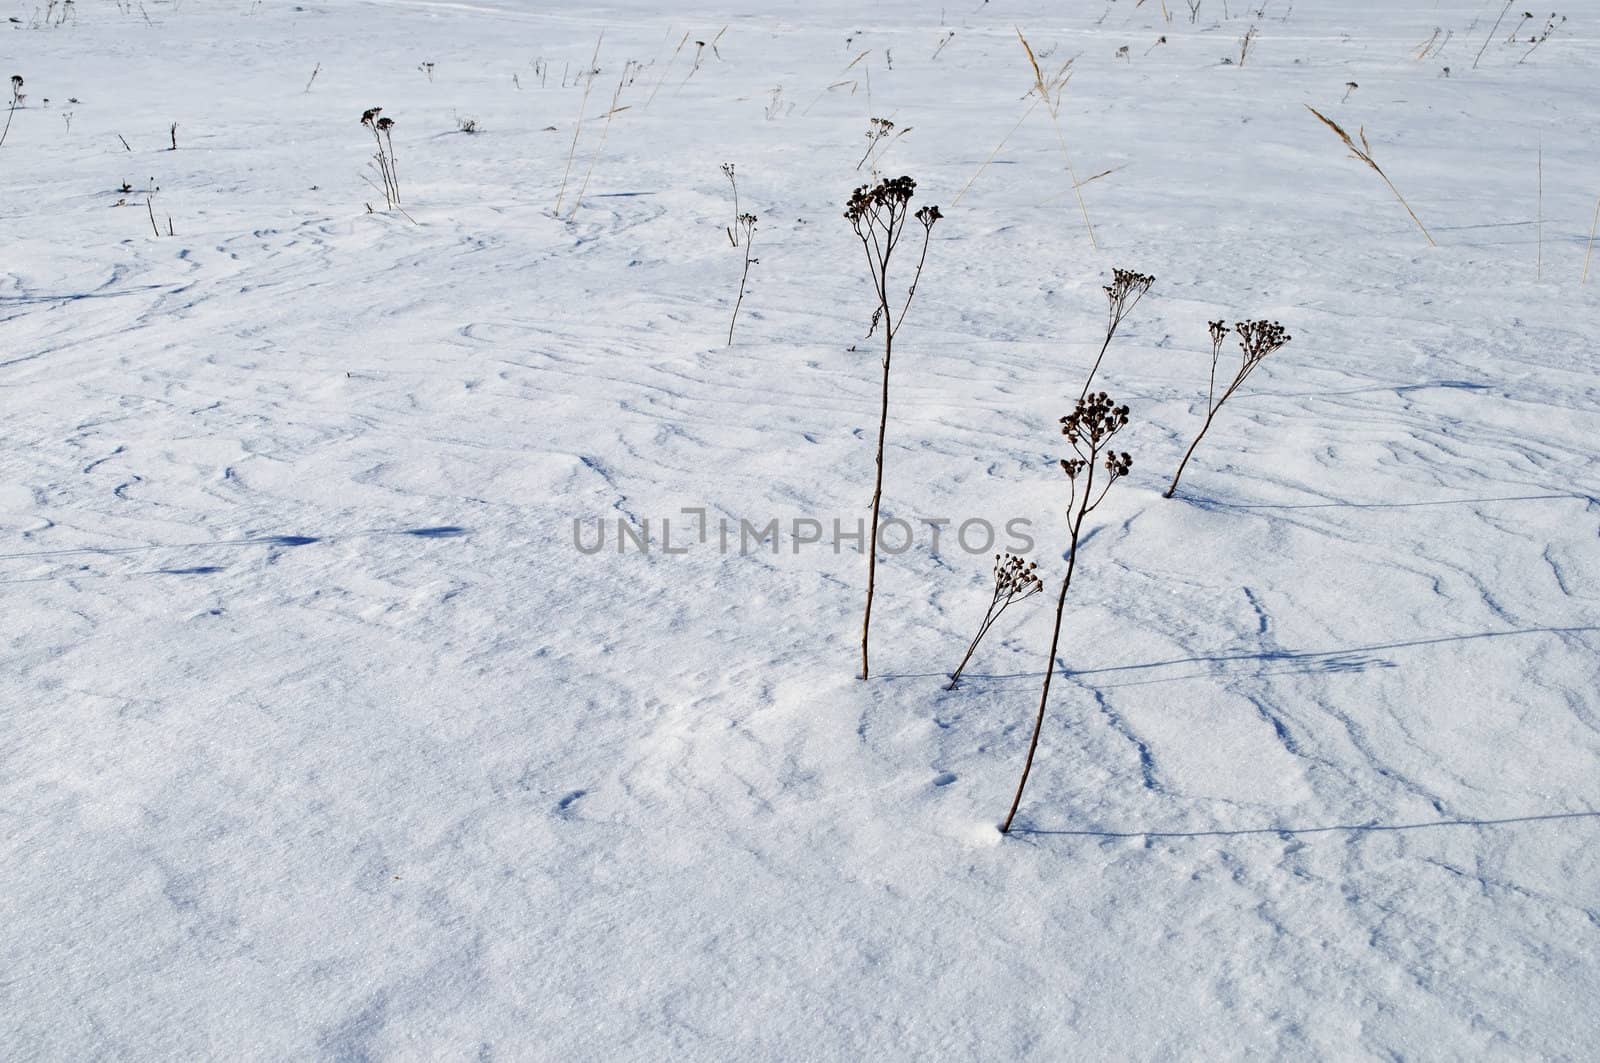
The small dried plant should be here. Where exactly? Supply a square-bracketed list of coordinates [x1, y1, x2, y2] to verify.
[1238, 25, 1258, 66]
[1001, 392, 1133, 834]
[947, 553, 1043, 689]
[2, 75, 23, 150]
[1165, 319, 1293, 498]
[727, 213, 757, 345]
[1518, 14, 1564, 64]
[721, 162, 741, 245]
[845, 175, 942, 679]
[1018, 30, 1097, 248]
[360, 107, 403, 212]
[1185, 0, 1202, 23]
[1079, 268, 1155, 401]
[1306, 106, 1435, 247]
[856, 116, 895, 172]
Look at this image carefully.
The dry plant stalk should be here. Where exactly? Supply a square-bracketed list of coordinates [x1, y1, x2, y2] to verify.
[721, 162, 741, 245]
[645, 31, 689, 108]
[555, 32, 604, 213]
[951, 94, 1042, 209]
[856, 116, 895, 173]
[947, 553, 1042, 689]
[2, 75, 23, 150]
[1518, 14, 1565, 64]
[1583, 194, 1600, 285]
[1238, 26, 1258, 66]
[1018, 30, 1097, 248]
[1001, 392, 1133, 834]
[1473, 1, 1514, 70]
[360, 108, 402, 210]
[1079, 268, 1155, 400]
[569, 73, 630, 216]
[1165, 319, 1293, 498]
[844, 176, 942, 680]
[727, 213, 757, 345]
[1306, 106, 1435, 247]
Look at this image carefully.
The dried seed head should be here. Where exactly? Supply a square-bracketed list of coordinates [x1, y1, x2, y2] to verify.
[1105, 268, 1155, 306]
[361, 106, 382, 125]
[844, 174, 917, 223]
[376, 117, 395, 131]
[1208, 319, 1230, 347]
[1061, 391, 1131, 448]
[993, 552, 1044, 597]
[915, 204, 943, 227]
[1235, 319, 1292, 366]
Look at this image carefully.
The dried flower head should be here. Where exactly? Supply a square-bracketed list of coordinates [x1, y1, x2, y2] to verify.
[1235, 319, 1291, 368]
[1208, 319, 1230, 347]
[915, 204, 942, 227]
[1105, 267, 1154, 311]
[994, 552, 1044, 597]
[376, 117, 395, 132]
[361, 107, 382, 126]
[1060, 391, 1131, 449]
[845, 174, 917, 224]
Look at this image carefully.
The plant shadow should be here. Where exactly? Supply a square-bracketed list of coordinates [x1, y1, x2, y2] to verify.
[1011, 810, 1600, 840]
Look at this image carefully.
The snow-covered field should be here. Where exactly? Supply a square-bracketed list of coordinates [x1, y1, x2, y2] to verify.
[4, 0, 1599, 1057]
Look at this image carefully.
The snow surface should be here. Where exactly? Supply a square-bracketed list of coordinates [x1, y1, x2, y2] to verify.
[3, 0, 1600, 1058]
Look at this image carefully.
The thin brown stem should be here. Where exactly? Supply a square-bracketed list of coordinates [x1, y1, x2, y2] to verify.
[1001, 469, 1092, 834]
[1473, 0, 1513, 70]
[861, 341, 891, 680]
[1165, 406, 1217, 498]
[727, 223, 755, 345]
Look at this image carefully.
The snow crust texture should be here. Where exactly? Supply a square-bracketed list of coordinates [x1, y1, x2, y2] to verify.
[2, 0, 1598, 1058]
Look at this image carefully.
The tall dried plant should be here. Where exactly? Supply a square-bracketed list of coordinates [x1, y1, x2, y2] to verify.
[844, 176, 942, 680]
[1001, 392, 1133, 833]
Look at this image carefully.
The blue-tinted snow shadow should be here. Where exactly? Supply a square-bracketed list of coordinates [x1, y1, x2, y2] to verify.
[1011, 810, 1600, 840]
[0, 283, 171, 307]
[393, 526, 469, 538]
[900, 625, 1597, 689]
[0, 526, 471, 583]
[1183, 491, 1591, 512]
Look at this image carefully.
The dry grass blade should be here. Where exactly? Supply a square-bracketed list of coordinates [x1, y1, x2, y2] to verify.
[555, 32, 604, 213]
[1583, 194, 1599, 285]
[1018, 29, 1045, 94]
[1305, 105, 1435, 247]
[1017, 28, 1097, 248]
